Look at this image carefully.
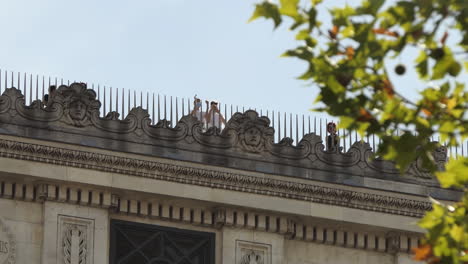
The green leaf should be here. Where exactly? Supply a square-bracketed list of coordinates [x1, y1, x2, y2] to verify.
[415, 51, 428, 78]
[436, 158, 468, 188]
[448, 61, 461, 77]
[249, 2, 282, 28]
[296, 29, 310, 40]
[419, 203, 445, 229]
[331, 5, 356, 26]
[449, 225, 464, 243]
[359, 0, 385, 15]
[432, 47, 456, 80]
[279, 0, 299, 17]
[338, 116, 354, 129]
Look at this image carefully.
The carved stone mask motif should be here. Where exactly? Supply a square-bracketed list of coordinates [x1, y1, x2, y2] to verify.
[53, 83, 101, 127]
[227, 110, 274, 153]
[244, 126, 261, 147]
[69, 100, 87, 121]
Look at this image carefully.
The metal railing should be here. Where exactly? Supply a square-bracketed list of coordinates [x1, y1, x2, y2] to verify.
[0, 69, 466, 158]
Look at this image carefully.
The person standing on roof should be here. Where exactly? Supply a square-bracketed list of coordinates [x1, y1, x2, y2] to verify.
[205, 100, 226, 130]
[190, 96, 206, 124]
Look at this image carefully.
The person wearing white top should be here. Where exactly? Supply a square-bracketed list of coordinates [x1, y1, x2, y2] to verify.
[205, 100, 226, 130]
[190, 96, 206, 124]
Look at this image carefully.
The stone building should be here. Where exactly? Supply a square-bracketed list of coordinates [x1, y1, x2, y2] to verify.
[0, 83, 460, 264]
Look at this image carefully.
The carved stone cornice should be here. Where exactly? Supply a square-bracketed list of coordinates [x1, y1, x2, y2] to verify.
[0, 138, 432, 218]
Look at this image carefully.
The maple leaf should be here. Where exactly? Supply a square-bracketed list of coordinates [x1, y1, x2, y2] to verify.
[357, 108, 373, 122]
[412, 244, 433, 261]
[345, 46, 355, 60]
[328, 25, 339, 39]
[382, 79, 395, 98]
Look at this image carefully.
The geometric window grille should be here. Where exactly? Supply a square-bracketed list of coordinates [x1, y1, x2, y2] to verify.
[109, 219, 215, 264]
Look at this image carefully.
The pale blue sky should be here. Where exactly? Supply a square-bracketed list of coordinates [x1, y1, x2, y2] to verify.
[0, 0, 458, 120]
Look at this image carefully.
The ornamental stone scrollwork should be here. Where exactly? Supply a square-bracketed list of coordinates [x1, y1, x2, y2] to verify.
[406, 144, 448, 179]
[0, 85, 448, 183]
[57, 215, 94, 264]
[240, 251, 263, 264]
[0, 218, 15, 264]
[236, 240, 271, 264]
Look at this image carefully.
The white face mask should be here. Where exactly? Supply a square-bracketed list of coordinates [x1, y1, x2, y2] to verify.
[195, 102, 202, 108]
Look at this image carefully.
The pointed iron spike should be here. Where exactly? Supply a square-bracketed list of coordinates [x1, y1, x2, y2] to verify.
[319, 118, 322, 138]
[116, 88, 119, 114]
[127, 89, 130, 118]
[302, 115, 305, 137]
[290, 113, 293, 141]
[272, 111, 275, 139]
[296, 114, 298, 145]
[158, 94, 161, 121]
[224, 103, 227, 123]
[284, 112, 287, 139]
[29, 73, 32, 104]
[122, 88, 125, 119]
[110, 87, 112, 112]
[121, 88, 124, 119]
[152, 93, 155, 124]
[176, 97, 179, 123]
[103, 86, 107, 116]
[42, 76, 45, 98]
[278, 112, 281, 142]
[170, 96, 173, 127]
[164, 95, 167, 120]
[181, 97, 185, 117]
[342, 128, 346, 152]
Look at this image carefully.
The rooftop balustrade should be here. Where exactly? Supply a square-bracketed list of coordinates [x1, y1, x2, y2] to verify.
[0, 69, 466, 159]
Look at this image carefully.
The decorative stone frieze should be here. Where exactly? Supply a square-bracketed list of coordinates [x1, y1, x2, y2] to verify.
[0, 218, 15, 264]
[57, 215, 94, 264]
[0, 138, 433, 217]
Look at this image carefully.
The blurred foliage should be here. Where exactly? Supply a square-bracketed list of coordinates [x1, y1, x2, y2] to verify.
[250, 0, 467, 263]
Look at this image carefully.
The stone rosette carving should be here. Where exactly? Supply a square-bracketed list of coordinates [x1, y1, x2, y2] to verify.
[236, 240, 271, 264]
[0, 218, 15, 264]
